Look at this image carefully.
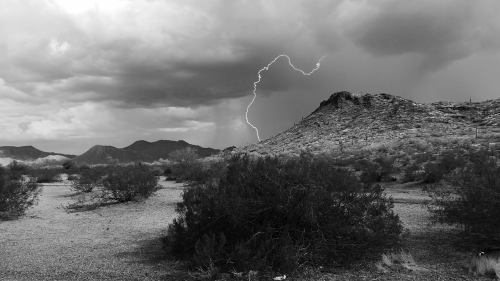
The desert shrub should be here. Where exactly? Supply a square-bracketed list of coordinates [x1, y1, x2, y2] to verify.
[357, 160, 382, 183]
[374, 156, 396, 181]
[71, 169, 103, 193]
[421, 162, 444, 184]
[163, 154, 402, 274]
[101, 166, 161, 202]
[67, 174, 79, 181]
[62, 160, 77, 170]
[79, 164, 91, 170]
[0, 166, 42, 219]
[422, 151, 465, 184]
[8, 160, 29, 172]
[171, 160, 206, 183]
[331, 156, 358, 167]
[401, 163, 421, 183]
[169, 147, 202, 182]
[428, 150, 500, 248]
[32, 168, 61, 183]
[413, 152, 433, 164]
[439, 150, 465, 172]
[7, 161, 29, 181]
[163, 167, 176, 181]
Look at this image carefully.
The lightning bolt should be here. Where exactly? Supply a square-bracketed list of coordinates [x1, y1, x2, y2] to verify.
[246, 54, 326, 142]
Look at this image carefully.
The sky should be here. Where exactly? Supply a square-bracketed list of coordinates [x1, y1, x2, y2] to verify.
[1, 0, 500, 155]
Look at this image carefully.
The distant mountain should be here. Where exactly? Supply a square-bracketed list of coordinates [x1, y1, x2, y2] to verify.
[0, 146, 76, 161]
[2, 140, 220, 166]
[73, 145, 154, 165]
[235, 91, 500, 157]
[124, 140, 220, 159]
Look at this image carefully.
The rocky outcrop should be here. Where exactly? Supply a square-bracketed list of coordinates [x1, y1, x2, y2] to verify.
[235, 91, 500, 157]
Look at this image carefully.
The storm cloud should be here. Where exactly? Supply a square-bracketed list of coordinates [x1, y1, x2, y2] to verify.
[1, 0, 500, 153]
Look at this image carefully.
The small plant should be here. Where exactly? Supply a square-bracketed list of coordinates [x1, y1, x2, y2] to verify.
[101, 166, 161, 202]
[0, 167, 42, 219]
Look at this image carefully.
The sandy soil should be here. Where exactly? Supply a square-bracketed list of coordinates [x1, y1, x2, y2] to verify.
[0, 179, 494, 280]
[0, 177, 188, 281]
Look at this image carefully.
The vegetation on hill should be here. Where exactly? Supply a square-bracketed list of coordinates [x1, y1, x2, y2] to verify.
[236, 91, 500, 158]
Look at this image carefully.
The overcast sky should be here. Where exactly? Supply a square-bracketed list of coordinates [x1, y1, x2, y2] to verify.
[1, 0, 500, 154]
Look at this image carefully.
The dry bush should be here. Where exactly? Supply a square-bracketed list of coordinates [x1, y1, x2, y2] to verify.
[70, 169, 103, 193]
[101, 166, 161, 202]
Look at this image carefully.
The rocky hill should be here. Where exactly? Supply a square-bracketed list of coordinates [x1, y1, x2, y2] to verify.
[124, 140, 219, 159]
[236, 91, 500, 157]
[30, 155, 72, 166]
[0, 146, 76, 161]
[73, 145, 154, 165]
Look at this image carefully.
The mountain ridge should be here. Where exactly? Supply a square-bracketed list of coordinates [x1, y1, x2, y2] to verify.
[0, 146, 76, 161]
[1, 140, 220, 165]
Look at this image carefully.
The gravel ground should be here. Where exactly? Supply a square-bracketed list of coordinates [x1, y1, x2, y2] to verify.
[0, 180, 496, 280]
[0, 178, 189, 281]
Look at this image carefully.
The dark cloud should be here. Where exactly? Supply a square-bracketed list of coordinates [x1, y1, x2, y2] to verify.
[342, 0, 500, 72]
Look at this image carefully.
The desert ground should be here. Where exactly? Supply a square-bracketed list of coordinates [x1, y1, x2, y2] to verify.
[0, 178, 494, 280]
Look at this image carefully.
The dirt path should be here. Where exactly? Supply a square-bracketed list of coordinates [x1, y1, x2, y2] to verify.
[0, 179, 187, 281]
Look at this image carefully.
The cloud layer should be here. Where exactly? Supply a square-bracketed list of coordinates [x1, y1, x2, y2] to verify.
[1, 0, 500, 153]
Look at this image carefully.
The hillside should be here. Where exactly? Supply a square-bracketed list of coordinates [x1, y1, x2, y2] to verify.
[0, 146, 76, 161]
[30, 155, 72, 166]
[236, 91, 500, 157]
[123, 140, 220, 159]
[73, 145, 154, 165]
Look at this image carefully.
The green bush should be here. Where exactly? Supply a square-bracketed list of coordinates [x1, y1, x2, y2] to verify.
[0, 166, 42, 219]
[101, 166, 161, 202]
[428, 150, 500, 249]
[163, 154, 402, 274]
[71, 169, 103, 193]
